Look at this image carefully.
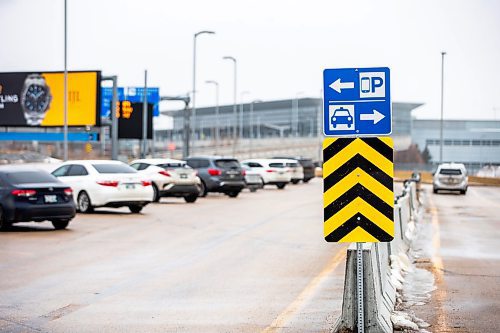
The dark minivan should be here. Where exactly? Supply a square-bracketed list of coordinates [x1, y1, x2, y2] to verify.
[272, 156, 315, 183]
[185, 156, 245, 198]
[0, 166, 76, 230]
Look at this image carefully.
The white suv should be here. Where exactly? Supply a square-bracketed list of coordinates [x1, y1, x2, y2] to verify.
[241, 159, 292, 189]
[130, 158, 200, 203]
[433, 163, 468, 194]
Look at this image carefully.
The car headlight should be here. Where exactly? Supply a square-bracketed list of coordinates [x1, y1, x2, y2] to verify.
[347, 117, 352, 121]
[332, 117, 336, 121]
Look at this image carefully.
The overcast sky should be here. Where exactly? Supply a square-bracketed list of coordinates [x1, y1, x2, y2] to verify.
[1, 0, 499, 119]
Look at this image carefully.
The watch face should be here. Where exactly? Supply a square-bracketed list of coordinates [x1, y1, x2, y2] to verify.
[24, 84, 50, 114]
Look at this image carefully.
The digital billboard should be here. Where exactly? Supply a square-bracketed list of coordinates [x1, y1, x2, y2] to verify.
[0, 71, 101, 127]
[117, 101, 153, 139]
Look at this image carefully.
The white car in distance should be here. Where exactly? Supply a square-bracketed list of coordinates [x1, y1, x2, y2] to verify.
[130, 158, 200, 203]
[241, 159, 292, 189]
[51, 160, 154, 213]
[278, 159, 304, 184]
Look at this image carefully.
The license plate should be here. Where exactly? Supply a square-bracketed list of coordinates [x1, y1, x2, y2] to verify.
[180, 174, 187, 179]
[44, 195, 57, 203]
[125, 184, 136, 189]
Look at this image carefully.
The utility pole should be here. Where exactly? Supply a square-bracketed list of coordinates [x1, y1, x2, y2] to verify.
[440, 52, 446, 164]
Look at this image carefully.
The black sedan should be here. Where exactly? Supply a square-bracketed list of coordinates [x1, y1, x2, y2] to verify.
[0, 166, 76, 230]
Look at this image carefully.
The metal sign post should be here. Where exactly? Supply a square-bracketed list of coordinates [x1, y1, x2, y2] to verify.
[322, 67, 394, 333]
[101, 75, 118, 160]
[356, 242, 364, 333]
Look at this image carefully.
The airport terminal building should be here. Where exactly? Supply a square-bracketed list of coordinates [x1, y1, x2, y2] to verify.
[169, 98, 500, 169]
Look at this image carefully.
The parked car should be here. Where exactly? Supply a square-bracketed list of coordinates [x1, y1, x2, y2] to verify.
[0, 166, 76, 230]
[130, 158, 200, 203]
[185, 156, 245, 197]
[273, 156, 315, 183]
[51, 160, 154, 213]
[433, 163, 468, 194]
[241, 159, 292, 189]
[241, 164, 263, 192]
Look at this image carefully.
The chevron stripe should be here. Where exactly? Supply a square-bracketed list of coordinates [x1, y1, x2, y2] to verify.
[324, 195, 394, 237]
[323, 137, 394, 243]
[324, 170, 394, 208]
[325, 213, 393, 242]
[323, 154, 393, 192]
[323, 139, 393, 179]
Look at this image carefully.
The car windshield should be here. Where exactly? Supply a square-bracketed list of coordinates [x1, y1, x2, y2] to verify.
[157, 163, 189, 169]
[439, 168, 462, 176]
[269, 163, 285, 168]
[334, 110, 350, 116]
[4, 171, 58, 184]
[215, 159, 240, 169]
[93, 164, 137, 174]
[286, 163, 299, 167]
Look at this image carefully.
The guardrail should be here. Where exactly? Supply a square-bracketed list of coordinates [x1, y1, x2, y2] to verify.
[333, 174, 421, 333]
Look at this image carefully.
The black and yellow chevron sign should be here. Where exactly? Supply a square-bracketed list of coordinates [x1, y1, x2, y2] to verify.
[323, 137, 394, 242]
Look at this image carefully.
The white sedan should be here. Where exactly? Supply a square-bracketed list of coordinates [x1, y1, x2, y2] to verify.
[51, 160, 154, 213]
[241, 159, 292, 189]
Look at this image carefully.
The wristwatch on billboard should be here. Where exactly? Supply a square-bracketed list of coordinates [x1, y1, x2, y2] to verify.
[20, 74, 52, 126]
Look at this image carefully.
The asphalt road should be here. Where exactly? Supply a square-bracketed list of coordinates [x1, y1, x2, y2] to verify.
[414, 185, 500, 333]
[0, 178, 348, 333]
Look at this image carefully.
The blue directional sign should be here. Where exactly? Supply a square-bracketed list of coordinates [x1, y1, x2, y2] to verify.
[101, 87, 160, 118]
[323, 67, 391, 136]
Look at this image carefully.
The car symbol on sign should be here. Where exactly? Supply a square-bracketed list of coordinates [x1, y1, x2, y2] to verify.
[331, 107, 353, 128]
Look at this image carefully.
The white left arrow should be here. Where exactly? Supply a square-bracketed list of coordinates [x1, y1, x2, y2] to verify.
[329, 78, 355, 94]
[360, 110, 385, 124]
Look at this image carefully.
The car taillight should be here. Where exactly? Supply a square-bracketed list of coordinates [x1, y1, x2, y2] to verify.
[266, 169, 275, 173]
[64, 188, 73, 196]
[241, 170, 246, 176]
[141, 180, 152, 186]
[159, 170, 171, 177]
[208, 168, 222, 176]
[97, 180, 119, 187]
[11, 189, 37, 197]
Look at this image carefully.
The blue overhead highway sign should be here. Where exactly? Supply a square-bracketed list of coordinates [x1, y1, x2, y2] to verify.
[323, 67, 391, 136]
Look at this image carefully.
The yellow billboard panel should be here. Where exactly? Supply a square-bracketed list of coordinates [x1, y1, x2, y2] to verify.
[41, 71, 99, 126]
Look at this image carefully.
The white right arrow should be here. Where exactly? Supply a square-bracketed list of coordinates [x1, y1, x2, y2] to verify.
[360, 110, 385, 124]
[329, 78, 355, 93]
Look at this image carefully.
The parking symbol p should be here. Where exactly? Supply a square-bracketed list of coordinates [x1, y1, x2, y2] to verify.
[359, 72, 386, 98]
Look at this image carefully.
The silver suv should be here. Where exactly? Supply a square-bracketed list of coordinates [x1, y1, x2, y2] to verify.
[433, 163, 468, 194]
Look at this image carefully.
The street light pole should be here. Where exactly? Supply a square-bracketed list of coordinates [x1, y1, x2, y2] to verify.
[440, 51, 446, 164]
[192, 30, 215, 155]
[293, 91, 304, 137]
[63, 0, 68, 161]
[223, 56, 237, 154]
[249, 99, 262, 158]
[205, 80, 219, 153]
[240, 91, 250, 139]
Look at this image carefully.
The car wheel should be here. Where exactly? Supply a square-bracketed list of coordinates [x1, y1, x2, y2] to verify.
[52, 220, 70, 230]
[78, 191, 94, 213]
[460, 189, 467, 195]
[291, 180, 300, 185]
[433, 188, 438, 194]
[198, 181, 207, 197]
[249, 187, 257, 193]
[0, 206, 11, 231]
[129, 205, 143, 213]
[152, 184, 160, 202]
[184, 194, 198, 203]
[303, 178, 311, 183]
[276, 183, 286, 190]
[227, 191, 240, 198]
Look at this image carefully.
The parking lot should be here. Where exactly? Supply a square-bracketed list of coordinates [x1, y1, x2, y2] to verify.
[0, 178, 349, 333]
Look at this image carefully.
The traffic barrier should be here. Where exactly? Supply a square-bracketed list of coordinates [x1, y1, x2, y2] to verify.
[333, 177, 421, 333]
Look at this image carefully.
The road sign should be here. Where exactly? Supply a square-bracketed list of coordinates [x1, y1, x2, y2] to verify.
[323, 67, 391, 136]
[101, 87, 160, 118]
[323, 137, 394, 242]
